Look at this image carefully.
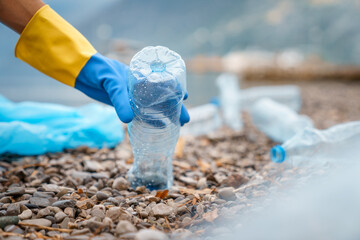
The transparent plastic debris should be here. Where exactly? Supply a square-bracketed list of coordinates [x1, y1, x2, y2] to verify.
[241, 85, 301, 112]
[216, 73, 242, 130]
[250, 98, 313, 143]
[180, 103, 222, 136]
[127, 46, 186, 190]
[0, 95, 124, 155]
[271, 121, 360, 166]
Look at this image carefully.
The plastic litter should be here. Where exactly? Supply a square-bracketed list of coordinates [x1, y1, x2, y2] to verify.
[250, 98, 313, 143]
[0, 95, 124, 155]
[216, 73, 242, 130]
[127, 46, 186, 190]
[241, 85, 301, 112]
[271, 121, 360, 165]
[180, 103, 222, 136]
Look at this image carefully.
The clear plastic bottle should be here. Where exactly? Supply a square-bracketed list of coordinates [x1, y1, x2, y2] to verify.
[127, 46, 186, 190]
[271, 121, 360, 166]
[241, 85, 301, 112]
[180, 103, 222, 136]
[250, 98, 313, 143]
[216, 73, 243, 130]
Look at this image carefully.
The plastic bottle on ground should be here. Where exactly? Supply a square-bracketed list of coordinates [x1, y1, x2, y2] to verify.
[241, 85, 301, 112]
[250, 98, 313, 143]
[127, 46, 186, 190]
[216, 73, 243, 130]
[180, 103, 222, 136]
[271, 121, 360, 166]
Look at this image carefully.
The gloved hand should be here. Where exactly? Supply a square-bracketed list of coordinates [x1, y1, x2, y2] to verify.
[15, 5, 190, 125]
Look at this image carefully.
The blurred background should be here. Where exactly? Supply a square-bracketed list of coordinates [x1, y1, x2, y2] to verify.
[1, 0, 360, 106]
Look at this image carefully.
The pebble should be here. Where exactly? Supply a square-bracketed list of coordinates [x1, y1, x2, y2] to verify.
[84, 219, 105, 232]
[197, 177, 208, 189]
[135, 229, 168, 240]
[6, 203, 20, 216]
[112, 177, 129, 191]
[4, 224, 24, 234]
[55, 211, 67, 223]
[115, 220, 137, 236]
[18, 209, 32, 220]
[21, 218, 52, 227]
[182, 216, 192, 225]
[96, 191, 109, 201]
[152, 203, 174, 217]
[91, 209, 105, 220]
[106, 207, 123, 221]
[64, 207, 75, 218]
[33, 191, 55, 198]
[84, 160, 105, 172]
[29, 197, 50, 207]
[37, 207, 52, 218]
[0, 216, 19, 229]
[218, 187, 236, 201]
[5, 187, 25, 197]
[52, 200, 76, 209]
[76, 199, 95, 210]
[42, 184, 60, 193]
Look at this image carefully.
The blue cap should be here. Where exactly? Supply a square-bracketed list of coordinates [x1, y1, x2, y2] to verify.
[210, 97, 220, 106]
[270, 145, 286, 163]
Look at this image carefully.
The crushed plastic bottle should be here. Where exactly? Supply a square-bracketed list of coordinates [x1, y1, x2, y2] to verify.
[241, 85, 301, 112]
[271, 121, 360, 166]
[127, 46, 186, 190]
[250, 98, 313, 143]
[216, 73, 242, 130]
[180, 103, 222, 136]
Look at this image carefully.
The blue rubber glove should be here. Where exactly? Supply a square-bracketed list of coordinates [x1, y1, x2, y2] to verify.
[76, 53, 190, 125]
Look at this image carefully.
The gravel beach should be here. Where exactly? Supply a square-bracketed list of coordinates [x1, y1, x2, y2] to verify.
[0, 81, 360, 239]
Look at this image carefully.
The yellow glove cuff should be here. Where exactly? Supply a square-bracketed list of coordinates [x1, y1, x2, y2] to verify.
[15, 5, 97, 87]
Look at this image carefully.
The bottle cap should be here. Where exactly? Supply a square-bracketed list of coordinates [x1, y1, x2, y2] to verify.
[270, 145, 286, 163]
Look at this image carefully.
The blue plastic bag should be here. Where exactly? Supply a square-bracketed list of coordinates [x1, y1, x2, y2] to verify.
[0, 95, 124, 155]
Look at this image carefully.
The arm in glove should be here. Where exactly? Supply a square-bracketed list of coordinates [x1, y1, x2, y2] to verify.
[12, 4, 189, 125]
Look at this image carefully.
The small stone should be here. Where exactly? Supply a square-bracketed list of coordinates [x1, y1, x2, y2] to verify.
[179, 176, 197, 186]
[42, 184, 60, 193]
[218, 187, 236, 201]
[84, 160, 105, 172]
[96, 191, 109, 201]
[91, 209, 105, 220]
[64, 207, 75, 218]
[55, 189, 69, 198]
[71, 228, 91, 235]
[105, 207, 122, 221]
[115, 220, 137, 236]
[5, 187, 25, 197]
[135, 229, 168, 240]
[52, 200, 76, 209]
[7, 203, 20, 216]
[148, 196, 160, 203]
[102, 217, 113, 227]
[0, 216, 19, 229]
[112, 177, 129, 191]
[37, 208, 52, 218]
[196, 204, 204, 215]
[85, 219, 105, 233]
[196, 177, 208, 189]
[60, 217, 70, 229]
[172, 229, 192, 239]
[152, 203, 173, 217]
[18, 209, 32, 220]
[29, 197, 50, 207]
[33, 191, 55, 198]
[71, 170, 92, 180]
[21, 218, 52, 227]
[182, 216, 192, 225]
[76, 199, 95, 210]
[55, 212, 67, 223]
